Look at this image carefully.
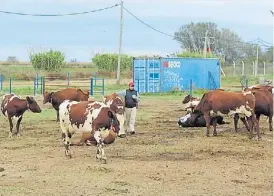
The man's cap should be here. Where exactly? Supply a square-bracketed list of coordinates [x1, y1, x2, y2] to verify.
[129, 81, 134, 86]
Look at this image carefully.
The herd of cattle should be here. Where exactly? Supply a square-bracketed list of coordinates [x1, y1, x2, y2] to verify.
[178, 84, 273, 140]
[0, 88, 125, 163]
[0, 84, 273, 163]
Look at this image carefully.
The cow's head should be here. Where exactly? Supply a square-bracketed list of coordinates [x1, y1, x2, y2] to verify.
[43, 91, 54, 104]
[104, 94, 125, 134]
[181, 94, 200, 112]
[103, 93, 118, 104]
[107, 110, 120, 133]
[26, 96, 42, 113]
[77, 89, 89, 101]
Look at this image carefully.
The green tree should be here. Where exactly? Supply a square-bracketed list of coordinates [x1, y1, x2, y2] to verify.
[92, 53, 133, 72]
[173, 22, 260, 65]
[30, 50, 65, 72]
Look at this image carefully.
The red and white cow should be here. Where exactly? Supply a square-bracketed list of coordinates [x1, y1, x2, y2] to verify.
[1, 94, 42, 138]
[59, 100, 120, 163]
[103, 93, 126, 138]
[193, 89, 261, 140]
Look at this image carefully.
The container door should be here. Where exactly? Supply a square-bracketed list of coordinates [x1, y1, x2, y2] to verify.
[133, 58, 147, 93]
[146, 59, 161, 93]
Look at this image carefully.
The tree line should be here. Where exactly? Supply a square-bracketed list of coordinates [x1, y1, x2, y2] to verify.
[5, 22, 272, 72]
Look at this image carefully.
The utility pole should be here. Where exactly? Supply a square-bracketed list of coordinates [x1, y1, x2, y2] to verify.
[116, 0, 123, 84]
[203, 30, 208, 58]
[255, 37, 259, 76]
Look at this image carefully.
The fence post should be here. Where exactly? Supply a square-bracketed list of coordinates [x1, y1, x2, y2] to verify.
[263, 61, 266, 76]
[245, 78, 248, 88]
[67, 72, 70, 86]
[102, 78, 105, 95]
[252, 61, 255, 75]
[36, 73, 39, 89]
[0, 74, 3, 91]
[33, 77, 36, 96]
[90, 78, 93, 96]
[9, 78, 12, 94]
[42, 77, 45, 94]
[94, 73, 97, 86]
[233, 61, 236, 76]
[40, 77, 43, 95]
[241, 61, 245, 75]
[189, 79, 192, 96]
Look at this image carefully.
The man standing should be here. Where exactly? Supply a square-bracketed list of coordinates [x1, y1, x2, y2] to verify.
[117, 81, 140, 135]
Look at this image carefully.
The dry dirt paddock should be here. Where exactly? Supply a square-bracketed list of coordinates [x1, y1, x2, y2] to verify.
[0, 95, 272, 196]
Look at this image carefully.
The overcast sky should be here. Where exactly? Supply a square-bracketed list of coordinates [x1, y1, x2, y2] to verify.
[0, 0, 272, 61]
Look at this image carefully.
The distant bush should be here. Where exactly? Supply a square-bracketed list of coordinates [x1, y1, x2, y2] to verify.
[175, 51, 218, 58]
[30, 50, 65, 72]
[92, 53, 133, 72]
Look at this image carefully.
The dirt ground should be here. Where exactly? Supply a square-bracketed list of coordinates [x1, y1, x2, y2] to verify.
[0, 96, 272, 196]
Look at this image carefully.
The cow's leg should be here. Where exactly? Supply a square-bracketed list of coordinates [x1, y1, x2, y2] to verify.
[94, 130, 106, 163]
[233, 114, 239, 132]
[253, 114, 261, 140]
[269, 114, 273, 132]
[60, 122, 72, 158]
[240, 117, 250, 132]
[212, 117, 218, 136]
[8, 116, 13, 138]
[256, 114, 262, 134]
[15, 116, 23, 137]
[204, 112, 211, 137]
[246, 116, 254, 139]
[56, 110, 60, 122]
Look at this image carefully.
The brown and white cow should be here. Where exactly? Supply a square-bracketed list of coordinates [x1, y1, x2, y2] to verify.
[103, 93, 126, 138]
[70, 129, 116, 146]
[43, 88, 89, 122]
[59, 100, 120, 163]
[181, 94, 200, 113]
[235, 86, 273, 132]
[193, 89, 261, 140]
[247, 84, 273, 94]
[1, 94, 42, 138]
[183, 94, 254, 133]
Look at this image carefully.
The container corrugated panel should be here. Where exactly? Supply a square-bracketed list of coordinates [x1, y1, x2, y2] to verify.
[160, 58, 220, 92]
[133, 58, 161, 93]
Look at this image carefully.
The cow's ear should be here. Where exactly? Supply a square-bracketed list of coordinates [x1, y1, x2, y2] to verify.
[26, 96, 33, 104]
[108, 110, 114, 118]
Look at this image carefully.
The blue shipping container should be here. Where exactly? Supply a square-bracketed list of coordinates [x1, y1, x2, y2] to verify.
[133, 57, 220, 93]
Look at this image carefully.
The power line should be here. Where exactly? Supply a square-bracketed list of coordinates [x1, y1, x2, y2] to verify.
[0, 4, 119, 16]
[123, 6, 174, 38]
[123, 6, 267, 47]
[258, 38, 273, 46]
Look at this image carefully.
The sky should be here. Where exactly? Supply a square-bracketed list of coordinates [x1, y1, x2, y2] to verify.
[0, 0, 273, 61]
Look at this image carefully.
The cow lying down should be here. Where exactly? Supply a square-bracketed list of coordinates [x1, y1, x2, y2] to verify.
[178, 112, 228, 127]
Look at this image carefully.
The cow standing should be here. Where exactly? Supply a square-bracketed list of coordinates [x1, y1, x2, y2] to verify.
[1, 94, 42, 138]
[43, 88, 89, 122]
[59, 100, 120, 163]
[70, 93, 126, 146]
[234, 86, 273, 132]
[193, 89, 261, 140]
[182, 94, 252, 132]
